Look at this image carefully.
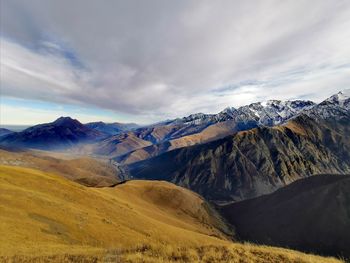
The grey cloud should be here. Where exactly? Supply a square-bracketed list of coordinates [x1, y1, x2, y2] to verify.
[1, 0, 350, 122]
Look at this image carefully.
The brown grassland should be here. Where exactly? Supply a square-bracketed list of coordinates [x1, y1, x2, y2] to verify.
[0, 165, 343, 262]
[0, 149, 119, 186]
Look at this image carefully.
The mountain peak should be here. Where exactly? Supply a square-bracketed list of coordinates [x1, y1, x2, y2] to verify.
[53, 116, 81, 126]
[337, 89, 350, 100]
[323, 89, 350, 109]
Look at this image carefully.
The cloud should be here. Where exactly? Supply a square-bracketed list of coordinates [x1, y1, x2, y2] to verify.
[1, 0, 350, 123]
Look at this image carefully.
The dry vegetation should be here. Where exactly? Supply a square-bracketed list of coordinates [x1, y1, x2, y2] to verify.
[0, 165, 343, 263]
[0, 149, 119, 186]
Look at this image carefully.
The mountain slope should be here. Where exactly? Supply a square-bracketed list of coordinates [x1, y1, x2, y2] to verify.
[305, 90, 350, 121]
[128, 115, 350, 202]
[116, 118, 257, 164]
[219, 174, 350, 258]
[0, 117, 105, 150]
[87, 99, 316, 159]
[0, 165, 229, 254]
[0, 128, 14, 137]
[0, 148, 121, 187]
[113, 92, 347, 164]
[0, 165, 342, 263]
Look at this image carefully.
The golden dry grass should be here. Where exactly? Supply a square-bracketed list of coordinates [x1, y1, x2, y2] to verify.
[0, 165, 343, 263]
[0, 149, 119, 186]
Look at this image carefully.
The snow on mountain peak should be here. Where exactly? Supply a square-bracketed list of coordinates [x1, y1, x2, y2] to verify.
[324, 89, 350, 109]
[338, 89, 350, 100]
[166, 90, 347, 128]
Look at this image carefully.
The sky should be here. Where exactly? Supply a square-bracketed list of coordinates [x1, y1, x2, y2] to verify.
[1, 0, 350, 125]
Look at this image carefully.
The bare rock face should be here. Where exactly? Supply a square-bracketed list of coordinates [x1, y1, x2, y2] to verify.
[128, 114, 350, 203]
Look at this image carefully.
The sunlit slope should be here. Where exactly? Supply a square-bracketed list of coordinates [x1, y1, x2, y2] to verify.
[0, 148, 120, 186]
[0, 165, 342, 263]
[0, 165, 229, 255]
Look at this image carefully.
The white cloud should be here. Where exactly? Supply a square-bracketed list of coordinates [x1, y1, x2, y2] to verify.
[1, 0, 350, 123]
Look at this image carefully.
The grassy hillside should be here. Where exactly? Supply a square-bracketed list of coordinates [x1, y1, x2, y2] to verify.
[220, 174, 350, 259]
[0, 165, 343, 262]
[0, 148, 120, 187]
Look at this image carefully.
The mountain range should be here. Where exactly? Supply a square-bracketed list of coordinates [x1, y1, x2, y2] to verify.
[1, 90, 348, 155]
[1, 90, 349, 261]
[1, 91, 349, 202]
[0, 117, 105, 150]
[89, 90, 350, 162]
[127, 114, 350, 202]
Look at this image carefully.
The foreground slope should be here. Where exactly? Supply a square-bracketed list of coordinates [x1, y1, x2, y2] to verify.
[128, 115, 350, 202]
[220, 174, 350, 258]
[0, 166, 228, 256]
[0, 165, 341, 263]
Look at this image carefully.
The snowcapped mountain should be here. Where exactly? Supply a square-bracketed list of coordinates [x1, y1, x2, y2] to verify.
[234, 100, 316, 126]
[305, 90, 350, 120]
[325, 89, 350, 109]
[166, 99, 316, 128]
[162, 90, 350, 137]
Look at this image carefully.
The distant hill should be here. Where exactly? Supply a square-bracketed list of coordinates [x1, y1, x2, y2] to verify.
[0, 165, 341, 263]
[0, 128, 13, 137]
[0, 125, 29, 132]
[85, 121, 139, 135]
[0, 117, 105, 150]
[127, 114, 350, 203]
[0, 148, 122, 187]
[219, 174, 350, 258]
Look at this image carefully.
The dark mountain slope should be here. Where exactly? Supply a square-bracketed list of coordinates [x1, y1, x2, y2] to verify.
[128, 115, 350, 202]
[0, 117, 105, 150]
[219, 174, 350, 258]
[0, 128, 14, 137]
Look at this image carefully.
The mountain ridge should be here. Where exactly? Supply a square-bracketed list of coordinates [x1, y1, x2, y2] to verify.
[0, 117, 106, 150]
[127, 114, 350, 202]
[85, 90, 348, 160]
